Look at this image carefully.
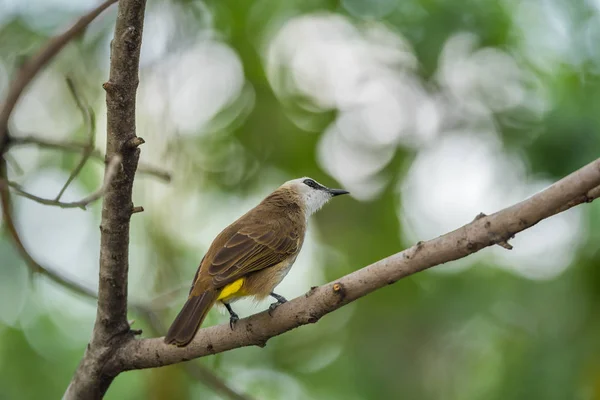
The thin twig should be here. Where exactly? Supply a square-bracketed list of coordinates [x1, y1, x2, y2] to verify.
[0, 0, 119, 155]
[6, 154, 122, 209]
[8, 134, 171, 182]
[4, 153, 23, 176]
[55, 77, 96, 201]
[0, 157, 96, 297]
[9, 135, 85, 152]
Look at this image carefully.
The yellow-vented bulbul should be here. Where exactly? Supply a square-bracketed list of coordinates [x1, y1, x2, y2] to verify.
[165, 177, 349, 346]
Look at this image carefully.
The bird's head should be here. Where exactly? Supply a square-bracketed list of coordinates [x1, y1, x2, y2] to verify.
[281, 177, 349, 216]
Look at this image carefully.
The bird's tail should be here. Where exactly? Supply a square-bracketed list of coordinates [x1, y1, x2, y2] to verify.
[164, 289, 219, 347]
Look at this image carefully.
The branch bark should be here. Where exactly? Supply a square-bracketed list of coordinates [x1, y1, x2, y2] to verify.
[96, 0, 146, 338]
[106, 157, 600, 372]
[64, 0, 147, 397]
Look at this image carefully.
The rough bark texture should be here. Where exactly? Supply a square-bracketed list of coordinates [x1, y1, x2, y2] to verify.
[96, 0, 146, 345]
[106, 157, 600, 372]
[64, 0, 146, 398]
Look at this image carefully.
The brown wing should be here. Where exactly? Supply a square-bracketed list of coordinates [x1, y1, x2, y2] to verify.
[206, 221, 301, 287]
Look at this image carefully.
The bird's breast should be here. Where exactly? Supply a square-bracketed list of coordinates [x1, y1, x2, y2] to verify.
[241, 256, 298, 300]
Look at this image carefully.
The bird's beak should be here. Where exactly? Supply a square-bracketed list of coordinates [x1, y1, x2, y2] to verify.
[328, 188, 349, 197]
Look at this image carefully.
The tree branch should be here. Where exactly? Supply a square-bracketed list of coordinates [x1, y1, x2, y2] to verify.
[0, 164, 98, 298]
[96, 0, 145, 338]
[55, 78, 96, 201]
[0, 0, 118, 155]
[107, 157, 600, 371]
[8, 133, 171, 182]
[0, 152, 121, 298]
[0, 0, 119, 316]
[65, 0, 147, 397]
[6, 154, 122, 209]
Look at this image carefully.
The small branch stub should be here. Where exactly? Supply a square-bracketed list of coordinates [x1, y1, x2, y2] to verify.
[332, 282, 346, 302]
[474, 212, 513, 250]
[131, 205, 144, 214]
[497, 240, 513, 250]
[126, 136, 145, 149]
[474, 212, 487, 221]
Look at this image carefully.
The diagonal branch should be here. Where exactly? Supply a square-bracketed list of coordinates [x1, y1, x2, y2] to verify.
[109, 157, 600, 371]
[55, 78, 96, 201]
[0, 155, 121, 299]
[8, 134, 172, 182]
[6, 154, 122, 209]
[0, 0, 118, 155]
[0, 161, 98, 299]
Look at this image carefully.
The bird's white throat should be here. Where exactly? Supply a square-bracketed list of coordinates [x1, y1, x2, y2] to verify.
[283, 177, 333, 217]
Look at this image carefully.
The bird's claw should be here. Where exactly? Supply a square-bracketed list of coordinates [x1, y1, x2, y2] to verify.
[229, 314, 239, 330]
[224, 302, 239, 330]
[268, 299, 286, 316]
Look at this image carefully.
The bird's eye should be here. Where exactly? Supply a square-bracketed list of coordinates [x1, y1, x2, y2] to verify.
[303, 179, 318, 189]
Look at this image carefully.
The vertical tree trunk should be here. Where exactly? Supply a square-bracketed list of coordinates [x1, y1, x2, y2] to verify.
[64, 1, 147, 398]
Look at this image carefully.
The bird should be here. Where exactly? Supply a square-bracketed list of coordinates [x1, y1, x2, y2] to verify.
[164, 177, 349, 347]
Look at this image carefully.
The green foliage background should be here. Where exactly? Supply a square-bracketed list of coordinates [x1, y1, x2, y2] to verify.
[1, 0, 599, 399]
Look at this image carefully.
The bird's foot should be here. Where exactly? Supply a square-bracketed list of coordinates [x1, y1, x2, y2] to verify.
[229, 314, 239, 330]
[268, 292, 287, 316]
[224, 302, 239, 330]
[268, 302, 282, 316]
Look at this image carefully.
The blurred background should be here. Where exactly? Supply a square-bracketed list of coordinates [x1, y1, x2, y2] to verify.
[1, 0, 600, 398]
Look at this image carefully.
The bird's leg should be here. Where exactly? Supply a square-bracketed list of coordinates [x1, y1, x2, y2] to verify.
[268, 292, 288, 316]
[224, 302, 239, 330]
